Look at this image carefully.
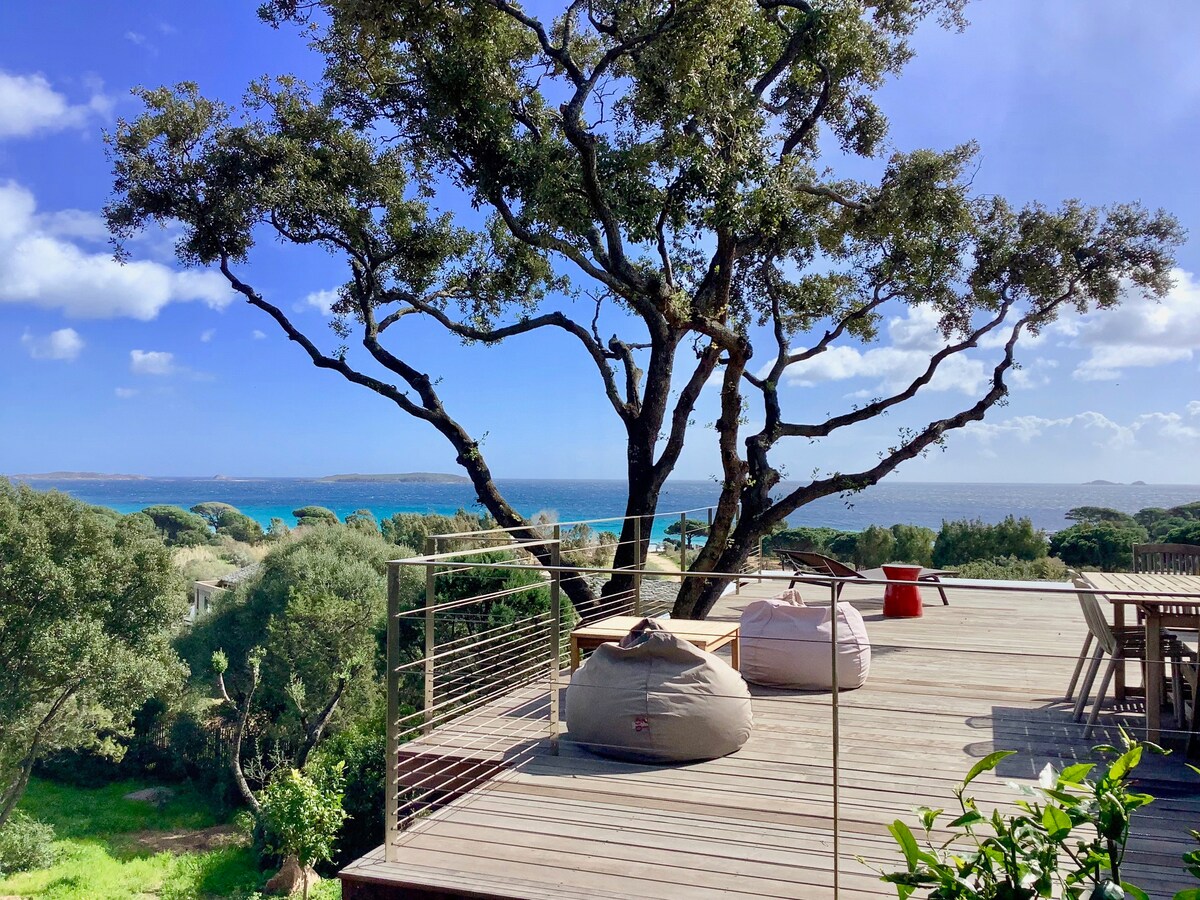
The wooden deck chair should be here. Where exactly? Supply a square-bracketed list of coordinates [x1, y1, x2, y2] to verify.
[776, 550, 957, 605]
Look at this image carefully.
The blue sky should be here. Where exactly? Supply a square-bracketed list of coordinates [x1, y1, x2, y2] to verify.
[1, 1, 1198, 483]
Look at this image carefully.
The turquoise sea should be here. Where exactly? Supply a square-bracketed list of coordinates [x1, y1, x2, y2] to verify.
[10, 477, 1199, 542]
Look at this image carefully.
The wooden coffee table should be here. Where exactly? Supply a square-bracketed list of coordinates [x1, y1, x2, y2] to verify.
[569, 615, 740, 672]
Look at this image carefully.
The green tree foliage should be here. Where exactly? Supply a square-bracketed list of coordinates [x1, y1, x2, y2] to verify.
[217, 511, 265, 544]
[141, 505, 211, 547]
[664, 518, 709, 549]
[763, 526, 843, 556]
[890, 524, 935, 567]
[380, 510, 492, 551]
[1050, 521, 1149, 571]
[292, 506, 338, 528]
[189, 502, 240, 530]
[855, 525, 895, 568]
[258, 765, 347, 900]
[266, 517, 291, 542]
[344, 509, 378, 534]
[932, 516, 1048, 568]
[1064, 506, 1137, 526]
[107, 0, 1183, 621]
[0, 484, 187, 826]
[1162, 520, 1200, 546]
[1135, 502, 1200, 541]
[180, 525, 423, 810]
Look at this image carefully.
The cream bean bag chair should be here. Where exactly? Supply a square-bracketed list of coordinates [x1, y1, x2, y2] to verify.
[739, 590, 871, 690]
[566, 618, 753, 763]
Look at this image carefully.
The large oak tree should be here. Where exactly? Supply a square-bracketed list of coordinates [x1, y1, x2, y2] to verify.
[107, 0, 1182, 618]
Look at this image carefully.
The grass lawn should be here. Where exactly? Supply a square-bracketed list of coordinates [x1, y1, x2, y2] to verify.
[0, 778, 339, 899]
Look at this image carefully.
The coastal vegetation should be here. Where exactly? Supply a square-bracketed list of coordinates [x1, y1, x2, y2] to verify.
[106, 0, 1183, 623]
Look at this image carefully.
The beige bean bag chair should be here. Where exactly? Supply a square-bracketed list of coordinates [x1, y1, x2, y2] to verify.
[739, 589, 871, 690]
[566, 618, 753, 763]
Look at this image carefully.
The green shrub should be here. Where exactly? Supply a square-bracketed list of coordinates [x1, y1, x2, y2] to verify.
[954, 556, 1069, 581]
[308, 716, 385, 867]
[1050, 521, 1149, 571]
[890, 524, 935, 567]
[879, 737, 1158, 899]
[258, 765, 347, 895]
[933, 516, 1048, 567]
[0, 811, 56, 876]
[855, 525, 895, 568]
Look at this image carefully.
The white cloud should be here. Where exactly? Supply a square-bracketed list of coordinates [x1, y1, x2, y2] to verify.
[252, 329, 267, 340]
[124, 31, 147, 46]
[1066, 269, 1200, 381]
[967, 405, 1200, 450]
[21, 327, 84, 361]
[200, 329, 215, 343]
[300, 288, 339, 315]
[1189, 401, 1200, 417]
[0, 181, 232, 319]
[0, 71, 111, 139]
[114, 387, 138, 399]
[130, 350, 178, 376]
[778, 306, 989, 396]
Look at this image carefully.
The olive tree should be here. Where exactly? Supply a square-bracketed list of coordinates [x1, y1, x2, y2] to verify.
[107, 0, 1182, 619]
[0, 483, 187, 826]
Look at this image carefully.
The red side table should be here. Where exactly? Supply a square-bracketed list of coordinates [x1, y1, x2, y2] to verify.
[882, 564, 924, 618]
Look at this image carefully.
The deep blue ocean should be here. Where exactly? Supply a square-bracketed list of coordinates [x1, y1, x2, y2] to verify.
[11, 477, 1199, 541]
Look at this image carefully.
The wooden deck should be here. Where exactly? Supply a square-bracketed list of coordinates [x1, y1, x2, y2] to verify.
[342, 577, 1200, 899]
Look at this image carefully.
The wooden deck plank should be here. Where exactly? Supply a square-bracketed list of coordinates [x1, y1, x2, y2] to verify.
[344, 578, 1200, 898]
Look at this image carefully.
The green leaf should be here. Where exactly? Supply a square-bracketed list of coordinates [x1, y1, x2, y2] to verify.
[1058, 762, 1095, 784]
[948, 810, 986, 829]
[1120, 884, 1149, 900]
[1172, 890, 1200, 900]
[963, 750, 1017, 787]
[1041, 805, 1072, 840]
[1106, 746, 1142, 781]
[889, 820, 921, 872]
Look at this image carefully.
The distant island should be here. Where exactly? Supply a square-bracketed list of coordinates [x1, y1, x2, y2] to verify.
[8, 471, 147, 481]
[1084, 479, 1120, 485]
[316, 472, 470, 484]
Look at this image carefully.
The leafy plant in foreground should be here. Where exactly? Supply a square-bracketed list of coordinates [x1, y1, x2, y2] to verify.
[877, 731, 1160, 899]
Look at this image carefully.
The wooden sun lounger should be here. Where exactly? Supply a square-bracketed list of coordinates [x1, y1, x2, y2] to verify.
[777, 550, 958, 605]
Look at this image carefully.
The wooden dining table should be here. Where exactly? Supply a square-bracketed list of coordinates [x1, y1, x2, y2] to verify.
[1079, 572, 1200, 743]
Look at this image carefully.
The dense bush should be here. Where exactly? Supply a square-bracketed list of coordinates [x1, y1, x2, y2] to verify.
[932, 516, 1047, 568]
[855, 525, 895, 568]
[763, 526, 844, 556]
[954, 556, 1070, 582]
[380, 509, 493, 550]
[308, 715, 385, 867]
[0, 810, 56, 876]
[1050, 521, 1150, 571]
[890, 524, 935, 567]
[1162, 520, 1200, 546]
[1135, 501, 1200, 540]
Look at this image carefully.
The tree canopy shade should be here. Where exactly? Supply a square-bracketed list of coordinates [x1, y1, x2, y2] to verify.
[107, 0, 1184, 619]
[0, 484, 187, 827]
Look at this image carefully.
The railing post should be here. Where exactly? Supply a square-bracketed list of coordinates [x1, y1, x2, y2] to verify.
[385, 561, 400, 861]
[758, 535, 764, 577]
[679, 512, 687, 581]
[633, 515, 642, 616]
[423, 536, 437, 737]
[549, 525, 561, 755]
[829, 579, 841, 897]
